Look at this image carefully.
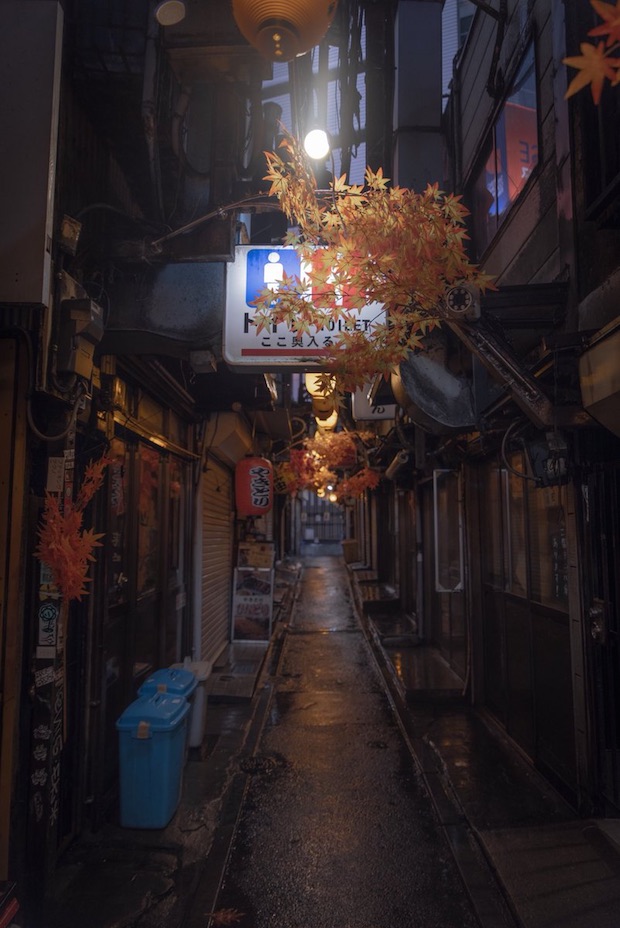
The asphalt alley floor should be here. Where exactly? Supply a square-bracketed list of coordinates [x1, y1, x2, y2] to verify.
[37, 552, 620, 928]
[186, 554, 494, 928]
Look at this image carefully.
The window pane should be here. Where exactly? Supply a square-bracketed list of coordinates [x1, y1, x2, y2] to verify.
[434, 470, 463, 592]
[482, 463, 503, 587]
[468, 44, 538, 256]
[496, 46, 538, 220]
[471, 140, 498, 255]
[504, 460, 527, 596]
[528, 485, 568, 610]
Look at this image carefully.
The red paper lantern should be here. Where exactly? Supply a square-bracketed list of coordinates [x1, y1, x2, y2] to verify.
[235, 457, 274, 517]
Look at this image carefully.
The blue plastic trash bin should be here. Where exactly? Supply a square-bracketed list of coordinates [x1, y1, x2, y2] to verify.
[171, 660, 212, 748]
[138, 667, 197, 700]
[116, 693, 190, 829]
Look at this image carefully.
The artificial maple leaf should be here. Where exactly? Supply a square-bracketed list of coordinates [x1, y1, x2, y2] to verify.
[252, 130, 494, 392]
[563, 41, 620, 104]
[365, 166, 390, 190]
[36, 497, 104, 601]
[76, 454, 111, 510]
[589, 0, 620, 45]
[36, 454, 109, 602]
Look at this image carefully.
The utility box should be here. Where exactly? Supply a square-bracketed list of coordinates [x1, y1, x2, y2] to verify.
[0, 2, 63, 306]
[171, 660, 212, 748]
[341, 539, 359, 564]
[116, 693, 190, 829]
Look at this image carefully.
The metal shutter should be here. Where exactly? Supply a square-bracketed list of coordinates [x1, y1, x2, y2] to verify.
[200, 459, 234, 663]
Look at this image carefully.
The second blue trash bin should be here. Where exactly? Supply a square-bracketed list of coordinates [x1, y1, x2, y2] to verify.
[138, 667, 197, 701]
[116, 692, 190, 829]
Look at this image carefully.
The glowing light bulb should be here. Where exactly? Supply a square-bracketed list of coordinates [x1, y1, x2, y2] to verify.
[304, 128, 330, 161]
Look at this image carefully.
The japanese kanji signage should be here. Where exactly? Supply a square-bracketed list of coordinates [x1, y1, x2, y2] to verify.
[351, 384, 397, 421]
[224, 245, 384, 369]
[235, 456, 274, 517]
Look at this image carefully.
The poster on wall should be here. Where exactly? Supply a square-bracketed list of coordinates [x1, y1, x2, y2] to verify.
[232, 567, 274, 641]
[237, 542, 275, 569]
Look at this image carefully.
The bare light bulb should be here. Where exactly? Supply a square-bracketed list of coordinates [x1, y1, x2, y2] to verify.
[304, 128, 330, 161]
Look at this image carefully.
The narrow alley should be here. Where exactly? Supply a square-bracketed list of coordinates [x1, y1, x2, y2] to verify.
[3, 3, 620, 926]
[184, 555, 503, 928]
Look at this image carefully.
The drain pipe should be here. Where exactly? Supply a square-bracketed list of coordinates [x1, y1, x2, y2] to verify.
[142, 3, 165, 222]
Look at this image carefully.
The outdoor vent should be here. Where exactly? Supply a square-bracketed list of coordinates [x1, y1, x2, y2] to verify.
[231, 0, 338, 61]
[444, 284, 480, 321]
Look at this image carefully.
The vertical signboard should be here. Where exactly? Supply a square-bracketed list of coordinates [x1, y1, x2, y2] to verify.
[231, 567, 274, 641]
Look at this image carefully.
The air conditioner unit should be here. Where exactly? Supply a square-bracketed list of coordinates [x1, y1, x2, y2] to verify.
[444, 284, 480, 321]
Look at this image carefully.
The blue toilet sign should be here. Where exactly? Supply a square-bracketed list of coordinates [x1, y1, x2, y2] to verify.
[224, 245, 383, 370]
[244, 248, 301, 307]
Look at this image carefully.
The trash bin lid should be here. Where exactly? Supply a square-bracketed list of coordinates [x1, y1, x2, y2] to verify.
[116, 693, 190, 733]
[171, 660, 212, 682]
[138, 667, 198, 698]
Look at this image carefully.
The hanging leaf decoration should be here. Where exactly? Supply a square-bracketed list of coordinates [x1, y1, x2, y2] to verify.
[337, 467, 381, 500]
[251, 132, 493, 393]
[275, 429, 378, 499]
[35, 454, 110, 602]
[563, 1, 620, 103]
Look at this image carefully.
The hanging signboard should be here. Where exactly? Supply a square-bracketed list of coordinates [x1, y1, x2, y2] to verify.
[235, 456, 274, 516]
[224, 245, 384, 370]
[351, 384, 397, 421]
[231, 567, 274, 641]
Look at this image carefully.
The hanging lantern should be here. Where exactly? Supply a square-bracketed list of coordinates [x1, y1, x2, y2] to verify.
[304, 371, 336, 398]
[316, 409, 339, 431]
[232, 0, 338, 62]
[235, 456, 274, 517]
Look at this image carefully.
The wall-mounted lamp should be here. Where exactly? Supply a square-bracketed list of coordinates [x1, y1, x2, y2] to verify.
[154, 0, 186, 26]
[304, 372, 336, 398]
[232, 0, 338, 62]
[316, 409, 338, 431]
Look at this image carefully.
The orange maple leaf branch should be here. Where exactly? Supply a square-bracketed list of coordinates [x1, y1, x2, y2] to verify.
[36, 454, 110, 602]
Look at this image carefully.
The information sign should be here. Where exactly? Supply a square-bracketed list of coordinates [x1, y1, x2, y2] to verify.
[224, 245, 383, 369]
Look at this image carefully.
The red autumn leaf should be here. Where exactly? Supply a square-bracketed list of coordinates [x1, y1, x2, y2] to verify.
[36, 454, 109, 601]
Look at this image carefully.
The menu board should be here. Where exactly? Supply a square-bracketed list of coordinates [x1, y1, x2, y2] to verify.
[231, 568, 274, 641]
[237, 542, 275, 569]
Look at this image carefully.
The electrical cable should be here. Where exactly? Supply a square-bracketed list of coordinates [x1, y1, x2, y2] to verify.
[500, 420, 537, 481]
[2, 325, 87, 443]
[27, 382, 86, 444]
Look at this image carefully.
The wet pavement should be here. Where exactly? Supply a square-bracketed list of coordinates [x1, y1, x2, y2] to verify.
[29, 549, 620, 928]
[196, 556, 483, 928]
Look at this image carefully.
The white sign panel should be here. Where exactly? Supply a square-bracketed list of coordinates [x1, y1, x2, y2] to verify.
[224, 245, 384, 369]
[352, 385, 397, 421]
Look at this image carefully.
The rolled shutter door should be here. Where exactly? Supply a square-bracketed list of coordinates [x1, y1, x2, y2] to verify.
[201, 459, 234, 663]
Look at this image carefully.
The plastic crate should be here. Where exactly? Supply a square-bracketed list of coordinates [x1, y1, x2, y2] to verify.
[116, 693, 190, 829]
